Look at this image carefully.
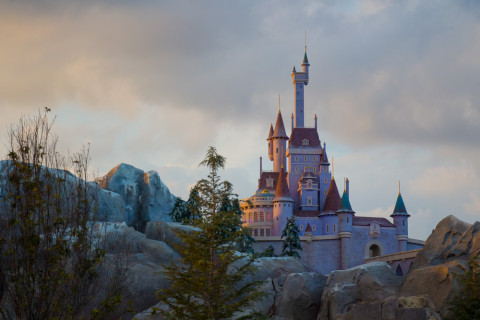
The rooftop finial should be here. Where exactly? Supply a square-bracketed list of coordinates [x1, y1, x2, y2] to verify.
[278, 94, 281, 112]
[305, 29, 307, 52]
[344, 177, 346, 193]
[332, 157, 334, 179]
[399, 180, 401, 195]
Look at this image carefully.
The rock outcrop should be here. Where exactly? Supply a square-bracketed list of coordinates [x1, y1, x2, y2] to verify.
[96, 163, 176, 230]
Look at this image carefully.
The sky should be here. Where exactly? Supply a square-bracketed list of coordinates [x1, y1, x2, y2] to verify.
[1, 0, 480, 240]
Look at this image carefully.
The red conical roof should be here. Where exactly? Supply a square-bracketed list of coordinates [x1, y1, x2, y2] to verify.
[305, 223, 312, 233]
[322, 178, 341, 212]
[275, 167, 290, 198]
[272, 111, 288, 139]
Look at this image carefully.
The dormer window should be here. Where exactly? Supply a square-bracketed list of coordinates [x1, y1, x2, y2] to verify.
[307, 196, 313, 205]
[302, 139, 309, 146]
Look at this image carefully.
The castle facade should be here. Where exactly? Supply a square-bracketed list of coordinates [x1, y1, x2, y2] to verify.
[240, 49, 424, 275]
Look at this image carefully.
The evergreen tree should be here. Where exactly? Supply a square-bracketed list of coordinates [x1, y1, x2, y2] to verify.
[169, 186, 202, 224]
[237, 227, 256, 254]
[259, 245, 276, 258]
[280, 216, 303, 258]
[170, 197, 188, 223]
[447, 255, 480, 320]
[157, 147, 264, 319]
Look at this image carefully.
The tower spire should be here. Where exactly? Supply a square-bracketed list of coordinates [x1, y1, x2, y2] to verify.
[399, 180, 401, 195]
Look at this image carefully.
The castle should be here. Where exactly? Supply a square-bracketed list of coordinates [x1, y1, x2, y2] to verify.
[240, 49, 424, 275]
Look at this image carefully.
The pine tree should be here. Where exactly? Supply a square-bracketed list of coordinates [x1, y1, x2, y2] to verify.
[447, 255, 480, 320]
[237, 227, 256, 254]
[157, 147, 265, 319]
[169, 186, 202, 224]
[280, 216, 303, 258]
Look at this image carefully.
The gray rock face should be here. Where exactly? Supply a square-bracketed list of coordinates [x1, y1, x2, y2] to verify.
[144, 221, 198, 248]
[274, 272, 326, 320]
[317, 262, 402, 319]
[96, 163, 176, 230]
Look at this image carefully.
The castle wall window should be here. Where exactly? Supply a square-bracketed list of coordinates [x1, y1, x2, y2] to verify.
[300, 224, 304, 230]
[266, 212, 271, 221]
[266, 229, 271, 236]
[307, 180, 312, 188]
[312, 224, 317, 231]
[324, 190, 328, 195]
[347, 217, 349, 223]
[249, 212, 252, 223]
[295, 166, 299, 173]
[254, 229, 258, 237]
[276, 148, 278, 153]
[295, 156, 298, 162]
[304, 156, 307, 161]
[323, 167, 327, 172]
[302, 139, 309, 146]
[254, 212, 258, 222]
[260, 212, 264, 222]
[313, 156, 316, 162]
[326, 225, 329, 233]
[403, 220, 405, 226]
[250, 229, 254, 236]
[324, 178, 328, 184]
[333, 224, 336, 232]
[307, 196, 313, 205]
[260, 229, 264, 237]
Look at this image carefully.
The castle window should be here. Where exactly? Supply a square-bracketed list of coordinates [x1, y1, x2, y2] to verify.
[323, 167, 327, 172]
[313, 156, 316, 162]
[266, 212, 271, 221]
[326, 225, 329, 233]
[295, 156, 298, 162]
[260, 229, 264, 237]
[300, 224, 304, 230]
[324, 190, 327, 196]
[254, 212, 258, 222]
[250, 229, 254, 236]
[249, 213, 252, 223]
[307, 180, 312, 188]
[304, 156, 307, 161]
[307, 197, 312, 205]
[312, 224, 317, 231]
[254, 229, 258, 237]
[403, 220, 405, 226]
[313, 167, 316, 172]
[276, 148, 278, 153]
[266, 229, 271, 236]
[333, 224, 336, 232]
[260, 212, 264, 222]
[369, 244, 381, 257]
[324, 178, 328, 184]
[347, 217, 349, 223]
[295, 166, 299, 173]
[302, 139, 309, 146]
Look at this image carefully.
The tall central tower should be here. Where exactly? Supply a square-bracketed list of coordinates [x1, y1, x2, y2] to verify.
[291, 50, 310, 128]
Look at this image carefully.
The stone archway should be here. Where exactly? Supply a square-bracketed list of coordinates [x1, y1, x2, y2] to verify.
[364, 239, 385, 258]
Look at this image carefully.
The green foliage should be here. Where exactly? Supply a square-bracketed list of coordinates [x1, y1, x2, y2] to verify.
[258, 245, 276, 258]
[237, 227, 256, 254]
[280, 216, 302, 258]
[447, 255, 480, 320]
[169, 186, 202, 224]
[158, 147, 265, 319]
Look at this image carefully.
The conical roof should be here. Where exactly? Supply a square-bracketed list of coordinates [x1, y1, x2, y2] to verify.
[337, 190, 355, 214]
[321, 142, 329, 164]
[272, 111, 288, 139]
[305, 223, 312, 233]
[322, 178, 341, 213]
[302, 51, 310, 65]
[292, 66, 296, 73]
[391, 193, 410, 216]
[267, 124, 274, 140]
[275, 167, 290, 198]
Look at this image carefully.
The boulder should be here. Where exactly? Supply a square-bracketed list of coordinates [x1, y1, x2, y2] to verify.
[144, 221, 198, 248]
[274, 272, 327, 320]
[317, 262, 402, 319]
[96, 163, 176, 230]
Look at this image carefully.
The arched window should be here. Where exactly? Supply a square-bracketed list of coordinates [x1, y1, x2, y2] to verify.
[266, 212, 271, 221]
[254, 212, 258, 222]
[254, 229, 258, 237]
[276, 148, 278, 153]
[295, 156, 298, 162]
[304, 156, 307, 161]
[248, 212, 252, 223]
[396, 264, 403, 276]
[312, 224, 317, 231]
[266, 229, 271, 236]
[260, 212, 264, 222]
[326, 225, 329, 233]
[369, 244, 381, 257]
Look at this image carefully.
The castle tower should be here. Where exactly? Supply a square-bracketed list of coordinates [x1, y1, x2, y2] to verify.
[337, 187, 355, 270]
[267, 124, 274, 161]
[391, 187, 410, 252]
[291, 50, 309, 128]
[319, 142, 331, 209]
[272, 166, 293, 236]
[272, 111, 288, 172]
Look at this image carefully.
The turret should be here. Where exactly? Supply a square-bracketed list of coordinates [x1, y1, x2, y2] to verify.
[272, 111, 288, 172]
[336, 185, 355, 270]
[267, 124, 274, 161]
[272, 166, 293, 236]
[319, 142, 331, 209]
[291, 50, 310, 128]
[390, 184, 410, 252]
